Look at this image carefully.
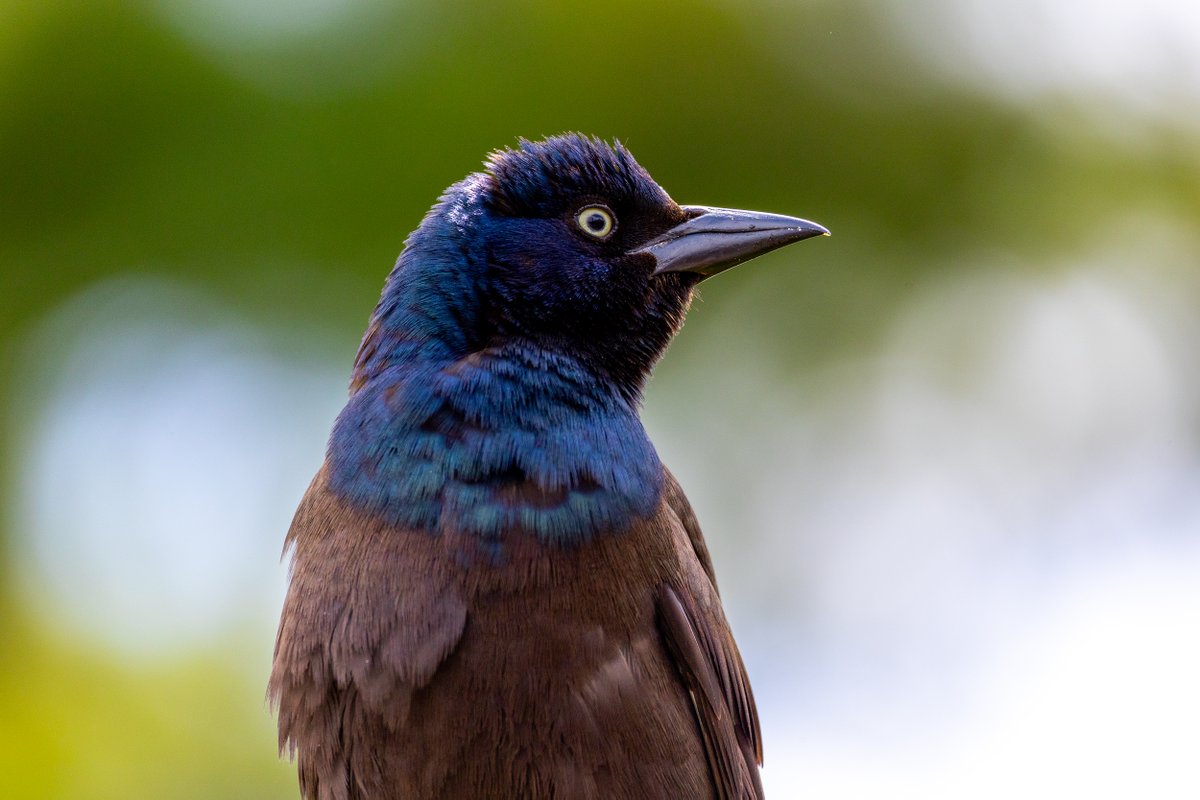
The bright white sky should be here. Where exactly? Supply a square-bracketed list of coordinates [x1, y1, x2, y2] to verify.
[887, 0, 1200, 127]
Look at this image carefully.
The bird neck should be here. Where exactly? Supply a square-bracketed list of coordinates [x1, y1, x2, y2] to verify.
[326, 338, 665, 548]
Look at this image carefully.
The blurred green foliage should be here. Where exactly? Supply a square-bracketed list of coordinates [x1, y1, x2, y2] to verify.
[0, 610, 292, 798]
[2, 1, 1197, 797]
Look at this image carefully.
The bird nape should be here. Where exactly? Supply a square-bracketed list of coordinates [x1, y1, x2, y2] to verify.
[270, 133, 826, 800]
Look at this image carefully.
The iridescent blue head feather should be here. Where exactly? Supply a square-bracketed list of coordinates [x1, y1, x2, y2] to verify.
[328, 134, 699, 546]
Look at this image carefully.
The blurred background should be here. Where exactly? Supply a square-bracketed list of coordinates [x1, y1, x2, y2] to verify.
[2, 1, 1198, 797]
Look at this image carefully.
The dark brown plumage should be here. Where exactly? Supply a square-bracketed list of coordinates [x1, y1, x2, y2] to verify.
[272, 467, 762, 799]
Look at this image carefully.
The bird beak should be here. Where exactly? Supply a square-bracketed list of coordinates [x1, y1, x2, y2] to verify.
[631, 205, 828, 279]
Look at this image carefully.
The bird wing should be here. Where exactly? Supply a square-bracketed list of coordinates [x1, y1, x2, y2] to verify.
[269, 467, 468, 800]
[657, 481, 765, 800]
[664, 468, 721, 593]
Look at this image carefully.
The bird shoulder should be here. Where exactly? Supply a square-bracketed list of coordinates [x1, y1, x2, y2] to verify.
[269, 466, 468, 797]
[657, 476, 764, 800]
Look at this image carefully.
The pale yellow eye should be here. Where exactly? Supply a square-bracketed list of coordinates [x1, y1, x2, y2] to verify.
[576, 205, 615, 239]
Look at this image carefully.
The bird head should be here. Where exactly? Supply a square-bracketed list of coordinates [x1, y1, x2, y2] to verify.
[360, 134, 827, 401]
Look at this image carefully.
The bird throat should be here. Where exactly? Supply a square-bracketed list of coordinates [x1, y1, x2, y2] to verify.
[326, 341, 665, 548]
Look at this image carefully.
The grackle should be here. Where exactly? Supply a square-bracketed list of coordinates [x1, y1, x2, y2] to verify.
[270, 134, 827, 799]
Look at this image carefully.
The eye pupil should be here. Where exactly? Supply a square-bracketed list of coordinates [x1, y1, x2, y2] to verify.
[586, 213, 605, 231]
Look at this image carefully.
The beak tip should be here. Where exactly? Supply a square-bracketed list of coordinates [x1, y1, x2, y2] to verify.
[638, 206, 829, 279]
